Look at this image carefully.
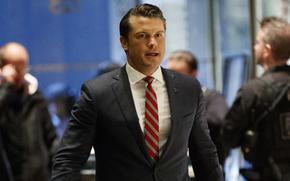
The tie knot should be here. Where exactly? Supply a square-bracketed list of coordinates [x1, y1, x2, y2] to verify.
[143, 76, 154, 84]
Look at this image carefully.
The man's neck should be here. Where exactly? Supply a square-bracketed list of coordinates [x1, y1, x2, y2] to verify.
[262, 59, 288, 71]
[127, 61, 159, 76]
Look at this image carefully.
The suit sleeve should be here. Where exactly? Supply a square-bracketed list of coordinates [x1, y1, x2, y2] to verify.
[51, 83, 96, 181]
[188, 90, 224, 181]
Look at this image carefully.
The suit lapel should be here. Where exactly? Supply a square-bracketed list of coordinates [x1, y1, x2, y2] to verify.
[158, 68, 181, 162]
[111, 67, 182, 165]
[111, 67, 153, 166]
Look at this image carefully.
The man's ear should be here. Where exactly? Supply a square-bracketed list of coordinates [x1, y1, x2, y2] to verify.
[120, 36, 128, 51]
[191, 70, 198, 78]
[264, 43, 272, 58]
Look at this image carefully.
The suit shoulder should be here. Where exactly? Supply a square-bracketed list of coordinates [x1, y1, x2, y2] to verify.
[83, 68, 121, 91]
[163, 68, 201, 89]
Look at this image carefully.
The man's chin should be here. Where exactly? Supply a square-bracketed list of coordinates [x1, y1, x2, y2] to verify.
[14, 80, 26, 88]
[257, 61, 265, 66]
[145, 57, 162, 65]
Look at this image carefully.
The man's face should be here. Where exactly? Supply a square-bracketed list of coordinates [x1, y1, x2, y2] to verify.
[120, 16, 165, 75]
[254, 30, 268, 65]
[2, 45, 28, 86]
[167, 52, 193, 76]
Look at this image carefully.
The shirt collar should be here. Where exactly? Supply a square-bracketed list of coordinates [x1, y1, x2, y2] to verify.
[126, 63, 164, 84]
[263, 64, 290, 76]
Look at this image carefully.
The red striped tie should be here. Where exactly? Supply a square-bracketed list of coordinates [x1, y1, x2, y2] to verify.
[143, 76, 159, 162]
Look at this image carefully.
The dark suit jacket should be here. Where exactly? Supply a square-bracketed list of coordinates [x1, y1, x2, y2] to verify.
[51, 66, 223, 181]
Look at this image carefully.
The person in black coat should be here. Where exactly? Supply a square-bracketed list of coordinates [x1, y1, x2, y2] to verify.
[0, 42, 58, 181]
[224, 17, 290, 181]
[167, 50, 228, 166]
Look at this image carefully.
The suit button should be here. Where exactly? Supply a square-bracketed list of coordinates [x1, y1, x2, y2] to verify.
[154, 168, 162, 180]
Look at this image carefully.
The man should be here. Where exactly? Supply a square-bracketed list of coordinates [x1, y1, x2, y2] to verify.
[0, 42, 58, 181]
[51, 4, 223, 181]
[223, 17, 290, 181]
[167, 50, 228, 166]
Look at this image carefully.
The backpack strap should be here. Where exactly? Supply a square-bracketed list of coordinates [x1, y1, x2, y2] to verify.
[254, 76, 290, 129]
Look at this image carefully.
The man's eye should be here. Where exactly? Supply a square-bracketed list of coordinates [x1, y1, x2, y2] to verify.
[137, 33, 146, 39]
[155, 33, 163, 38]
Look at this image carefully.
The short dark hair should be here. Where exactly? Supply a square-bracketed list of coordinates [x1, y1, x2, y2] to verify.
[260, 16, 290, 60]
[119, 3, 166, 39]
[170, 50, 198, 71]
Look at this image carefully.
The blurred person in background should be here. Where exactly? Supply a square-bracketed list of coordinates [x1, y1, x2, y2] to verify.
[0, 42, 58, 181]
[167, 50, 229, 166]
[223, 17, 290, 181]
[45, 83, 77, 138]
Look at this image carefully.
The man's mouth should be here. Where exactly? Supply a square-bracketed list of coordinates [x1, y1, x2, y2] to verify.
[145, 52, 159, 57]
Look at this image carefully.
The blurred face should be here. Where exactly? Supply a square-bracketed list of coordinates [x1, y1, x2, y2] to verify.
[55, 100, 69, 120]
[167, 52, 193, 76]
[3, 44, 28, 86]
[254, 30, 268, 65]
[120, 16, 165, 75]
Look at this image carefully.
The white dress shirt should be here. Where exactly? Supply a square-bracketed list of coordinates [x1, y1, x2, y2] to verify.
[126, 63, 171, 155]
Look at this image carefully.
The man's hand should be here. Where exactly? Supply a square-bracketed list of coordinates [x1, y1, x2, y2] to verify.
[0, 64, 18, 84]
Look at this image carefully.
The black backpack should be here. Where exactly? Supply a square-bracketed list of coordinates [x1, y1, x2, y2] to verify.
[242, 74, 290, 167]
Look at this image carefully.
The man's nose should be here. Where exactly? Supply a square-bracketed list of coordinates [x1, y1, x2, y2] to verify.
[147, 37, 157, 48]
